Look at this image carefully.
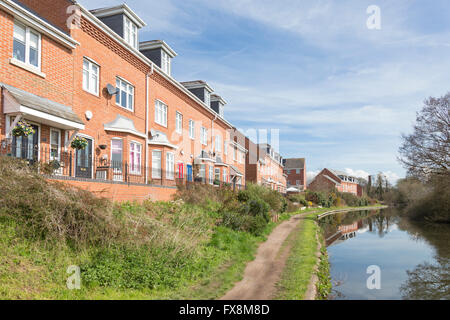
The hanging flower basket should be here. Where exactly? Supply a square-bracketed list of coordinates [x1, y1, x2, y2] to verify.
[71, 137, 88, 150]
[12, 121, 35, 137]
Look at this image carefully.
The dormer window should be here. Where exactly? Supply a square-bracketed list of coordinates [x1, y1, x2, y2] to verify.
[124, 16, 138, 49]
[161, 51, 171, 75]
[204, 91, 211, 107]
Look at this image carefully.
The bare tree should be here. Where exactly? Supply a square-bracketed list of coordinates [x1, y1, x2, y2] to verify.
[399, 93, 450, 179]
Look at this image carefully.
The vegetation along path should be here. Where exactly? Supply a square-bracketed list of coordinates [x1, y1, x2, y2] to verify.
[221, 206, 386, 300]
[221, 212, 313, 300]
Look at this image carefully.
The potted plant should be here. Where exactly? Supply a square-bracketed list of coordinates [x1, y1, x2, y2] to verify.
[71, 137, 88, 150]
[12, 121, 35, 137]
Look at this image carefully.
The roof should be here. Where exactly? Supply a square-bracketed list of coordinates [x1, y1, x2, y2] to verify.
[11, 0, 71, 35]
[104, 114, 146, 138]
[284, 158, 305, 169]
[1, 82, 83, 125]
[139, 40, 177, 58]
[230, 165, 243, 177]
[180, 80, 214, 93]
[90, 4, 147, 28]
[211, 94, 227, 105]
[328, 169, 357, 180]
[323, 175, 342, 185]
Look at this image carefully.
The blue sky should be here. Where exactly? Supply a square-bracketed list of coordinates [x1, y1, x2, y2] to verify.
[79, 0, 450, 183]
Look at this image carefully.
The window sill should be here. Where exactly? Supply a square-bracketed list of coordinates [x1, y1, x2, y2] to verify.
[83, 89, 100, 98]
[155, 122, 168, 129]
[10, 58, 46, 78]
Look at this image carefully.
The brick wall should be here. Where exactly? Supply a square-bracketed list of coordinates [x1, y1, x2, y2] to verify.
[0, 9, 74, 107]
[50, 178, 177, 202]
[18, 0, 74, 34]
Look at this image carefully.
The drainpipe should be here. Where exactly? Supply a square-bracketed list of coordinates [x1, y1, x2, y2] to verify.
[145, 71, 151, 184]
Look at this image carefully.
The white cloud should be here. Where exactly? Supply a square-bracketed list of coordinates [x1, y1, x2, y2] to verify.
[344, 168, 370, 180]
[307, 170, 320, 183]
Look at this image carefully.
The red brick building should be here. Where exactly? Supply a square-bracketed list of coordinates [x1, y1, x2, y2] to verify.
[308, 168, 363, 197]
[283, 158, 306, 192]
[244, 136, 286, 194]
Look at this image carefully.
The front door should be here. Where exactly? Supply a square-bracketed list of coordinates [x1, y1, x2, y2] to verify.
[12, 124, 39, 163]
[187, 164, 193, 182]
[76, 138, 93, 178]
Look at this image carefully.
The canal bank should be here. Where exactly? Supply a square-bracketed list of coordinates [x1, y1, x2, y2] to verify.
[275, 206, 387, 300]
[221, 206, 385, 300]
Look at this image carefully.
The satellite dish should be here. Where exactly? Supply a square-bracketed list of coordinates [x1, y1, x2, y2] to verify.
[150, 129, 159, 137]
[106, 84, 118, 96]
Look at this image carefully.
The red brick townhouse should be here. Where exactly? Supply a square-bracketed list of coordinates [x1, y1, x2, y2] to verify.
[244, 136, 286, 194]
[308, 168, 363, 197]
[0, 0, 82, 173]
[229, 128, 248, 188]
[283, 158, 307, 192]
[0, 0, 244, 201]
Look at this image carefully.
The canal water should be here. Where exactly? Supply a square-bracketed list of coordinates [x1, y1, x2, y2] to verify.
[319, 208, 449, 300]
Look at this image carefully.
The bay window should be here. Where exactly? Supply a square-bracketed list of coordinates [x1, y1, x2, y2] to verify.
[130, 142, 142, 174]
[166, 152, 175, 180]
[152, 150, 162, 179]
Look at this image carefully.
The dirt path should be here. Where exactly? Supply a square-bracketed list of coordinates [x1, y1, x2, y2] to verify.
[220, 213, 309, 300]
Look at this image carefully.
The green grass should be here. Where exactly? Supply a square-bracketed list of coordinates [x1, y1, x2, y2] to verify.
[275, 212, 319, 300]
[274, 206, 380, 300]
[0, 205, 298, 300]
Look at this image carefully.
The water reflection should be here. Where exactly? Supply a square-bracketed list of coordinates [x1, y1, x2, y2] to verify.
[319, 209, 450, 300]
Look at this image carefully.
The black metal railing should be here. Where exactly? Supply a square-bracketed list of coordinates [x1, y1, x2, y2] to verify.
[0, 144, 245, 190]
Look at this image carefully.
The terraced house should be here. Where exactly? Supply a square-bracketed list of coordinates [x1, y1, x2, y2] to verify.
[0, 0, 256, 201]
[308, 168, 363, 197]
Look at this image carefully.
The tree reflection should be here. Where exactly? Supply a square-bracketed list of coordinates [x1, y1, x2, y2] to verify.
[400, 257, 450, 300]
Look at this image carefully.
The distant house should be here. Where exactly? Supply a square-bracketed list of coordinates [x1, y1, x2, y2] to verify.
[283, 158, 306, 191]
[308, 168, 363, 196]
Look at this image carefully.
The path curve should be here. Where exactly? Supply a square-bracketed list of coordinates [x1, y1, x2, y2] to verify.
[221, 213, 308, 300]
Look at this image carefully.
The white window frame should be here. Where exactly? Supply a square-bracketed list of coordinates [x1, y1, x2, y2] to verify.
[189, 120, 195, 139]
[166, 152, 175, 180]
[175, 111, 183, 134]
[223, 168, 227, 183]
[209, 165, 214, 185]
[111, 138, 124, 181]
[49, 128, 61, 162]
[12, 21, 41, 70]
[129, 141, 142, 175]
[116, 77, 134, 111]
[215, 135, 222, 152]
[161, 50, 171, 75]
[204, 90, 210, 107]
[201, 127, 208, 146]
[152, 150, 162, 179]
[124, 16, 138, 49]
[82, 58, 99, 95]
[155, 100, 168, 127]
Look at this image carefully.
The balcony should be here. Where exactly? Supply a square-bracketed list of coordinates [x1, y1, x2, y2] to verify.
[0, 144, 244, 190]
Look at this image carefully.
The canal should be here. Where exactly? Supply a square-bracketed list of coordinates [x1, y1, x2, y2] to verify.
[319, 208, 449, 300]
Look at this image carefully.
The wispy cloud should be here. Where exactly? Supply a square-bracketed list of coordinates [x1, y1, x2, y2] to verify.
[77, 0, 450, 181]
